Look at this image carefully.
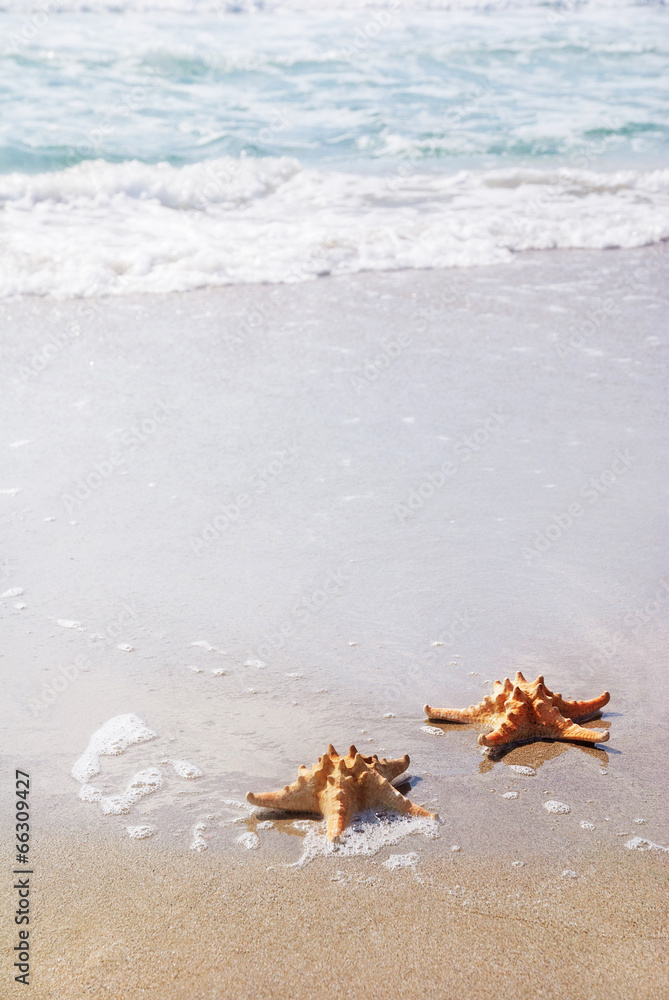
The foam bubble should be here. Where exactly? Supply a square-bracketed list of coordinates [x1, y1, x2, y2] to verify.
[126, 825, 155, 840]
[0, 488, 21, 495]
[634, 818, 647, 825]
[383, 852, 419, 870]
[292, 811, 441, 868]
[421, 726, 445, 736]
[625, 837, 669, 853]
[502, 791, 519, 800]
[190, 822, 208, 851]
[562, 870, 578, 878]
[236, 832, 260, 850]
[117, 643, 134, 652]
[2, 587, 24, 598]
[544, 800, 570, 815]
[81, 767, 164, 815]
[580, 820, 595, 831]
[191, 641, 226, 653]
[71, 713, 158, 782]
[245, 659, 266, 669]
[58, 619, 84, 630]
[163, 758, 203, 779]
[509, 765, 536, 776]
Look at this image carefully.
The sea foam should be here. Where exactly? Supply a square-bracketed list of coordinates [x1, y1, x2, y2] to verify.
[2, 160, 668, 298]
[291, 810, 441, 868]
[71, 713, 158, 783]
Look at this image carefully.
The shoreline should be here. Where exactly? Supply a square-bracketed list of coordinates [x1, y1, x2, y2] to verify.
[2, 245, 668, 997]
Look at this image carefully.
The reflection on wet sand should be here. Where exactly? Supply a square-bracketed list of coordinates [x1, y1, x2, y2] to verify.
[422, 716, 612, 773]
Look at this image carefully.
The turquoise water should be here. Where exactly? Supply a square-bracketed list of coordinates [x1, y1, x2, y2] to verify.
[2, 8, 668, 173]
[1, 3, 668, 295]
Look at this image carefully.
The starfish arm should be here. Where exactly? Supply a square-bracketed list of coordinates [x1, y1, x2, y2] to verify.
[361, 770, 438, 820]
[477, 715, 524, 748]
[246, 776, 319, 814]
[552, 719, 610, 744]
[424, 703, 475, 723]
[370, 754, 410, 782]
[553, 691, 610, 721]
[321, 781, 355, 841]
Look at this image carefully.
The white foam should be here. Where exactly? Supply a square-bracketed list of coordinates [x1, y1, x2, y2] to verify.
[163, 758, 203, 779]
[190, 822, 208, 851]
[502, 791, 519, 800]
[421, 726, 445, 736]
[625, 837, 669, 853]
[3, 159, 668, 299]
[245, 659, 266, 669]
[634, 818, 647, 825]
[509, 765, 536, 776]
[71, 713, 158, 782]
[236, 831, 261, 850]
[58, 619, 84, 630]
[9, 440, 30, 449]
[0, 0, 654, 13]
[2, 587, 24, 598]
[126, 825, 156, 840]
[211, 668, 227, 676]
[117, 643, 134, 652]
[291, 810, 441, 868]
[562, 870, 578, 878]
[0, 488, 21, 495]
[383, 852, 419, 870]
[544, 800, 570, 815]
[191, 640, 226, 653]
[80, 767, 164, 815]
[580, 820, 595, 831]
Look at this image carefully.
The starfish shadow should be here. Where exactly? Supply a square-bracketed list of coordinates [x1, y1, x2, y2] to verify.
[242, 810, 315, 838]
[422, 717, 613, 773]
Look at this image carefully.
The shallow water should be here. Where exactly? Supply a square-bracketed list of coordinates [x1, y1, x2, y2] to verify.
[2, 247, 668, 862]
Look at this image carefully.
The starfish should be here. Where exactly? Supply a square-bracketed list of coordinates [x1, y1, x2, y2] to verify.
[424, 672, 610, 749]
[246, 744, 438, 841]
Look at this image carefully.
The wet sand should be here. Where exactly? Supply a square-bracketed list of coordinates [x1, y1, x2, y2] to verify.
[1, 245, 669, 996]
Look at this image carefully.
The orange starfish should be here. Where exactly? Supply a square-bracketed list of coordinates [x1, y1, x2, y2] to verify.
[246, 744, 438, 841]
[425, 672, 610, 749]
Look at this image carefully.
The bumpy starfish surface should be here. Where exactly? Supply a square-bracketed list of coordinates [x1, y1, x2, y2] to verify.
[246, 744, 438, 841]
[425, 672, 610, 749]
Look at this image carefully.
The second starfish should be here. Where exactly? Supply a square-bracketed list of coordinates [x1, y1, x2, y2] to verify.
[247, 744, 438, 841]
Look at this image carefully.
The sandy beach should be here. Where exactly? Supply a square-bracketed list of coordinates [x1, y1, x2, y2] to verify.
[1, 245, 668, 997]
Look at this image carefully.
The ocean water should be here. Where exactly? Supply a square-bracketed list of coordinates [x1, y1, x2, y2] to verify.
[1, 0, 668, 296]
